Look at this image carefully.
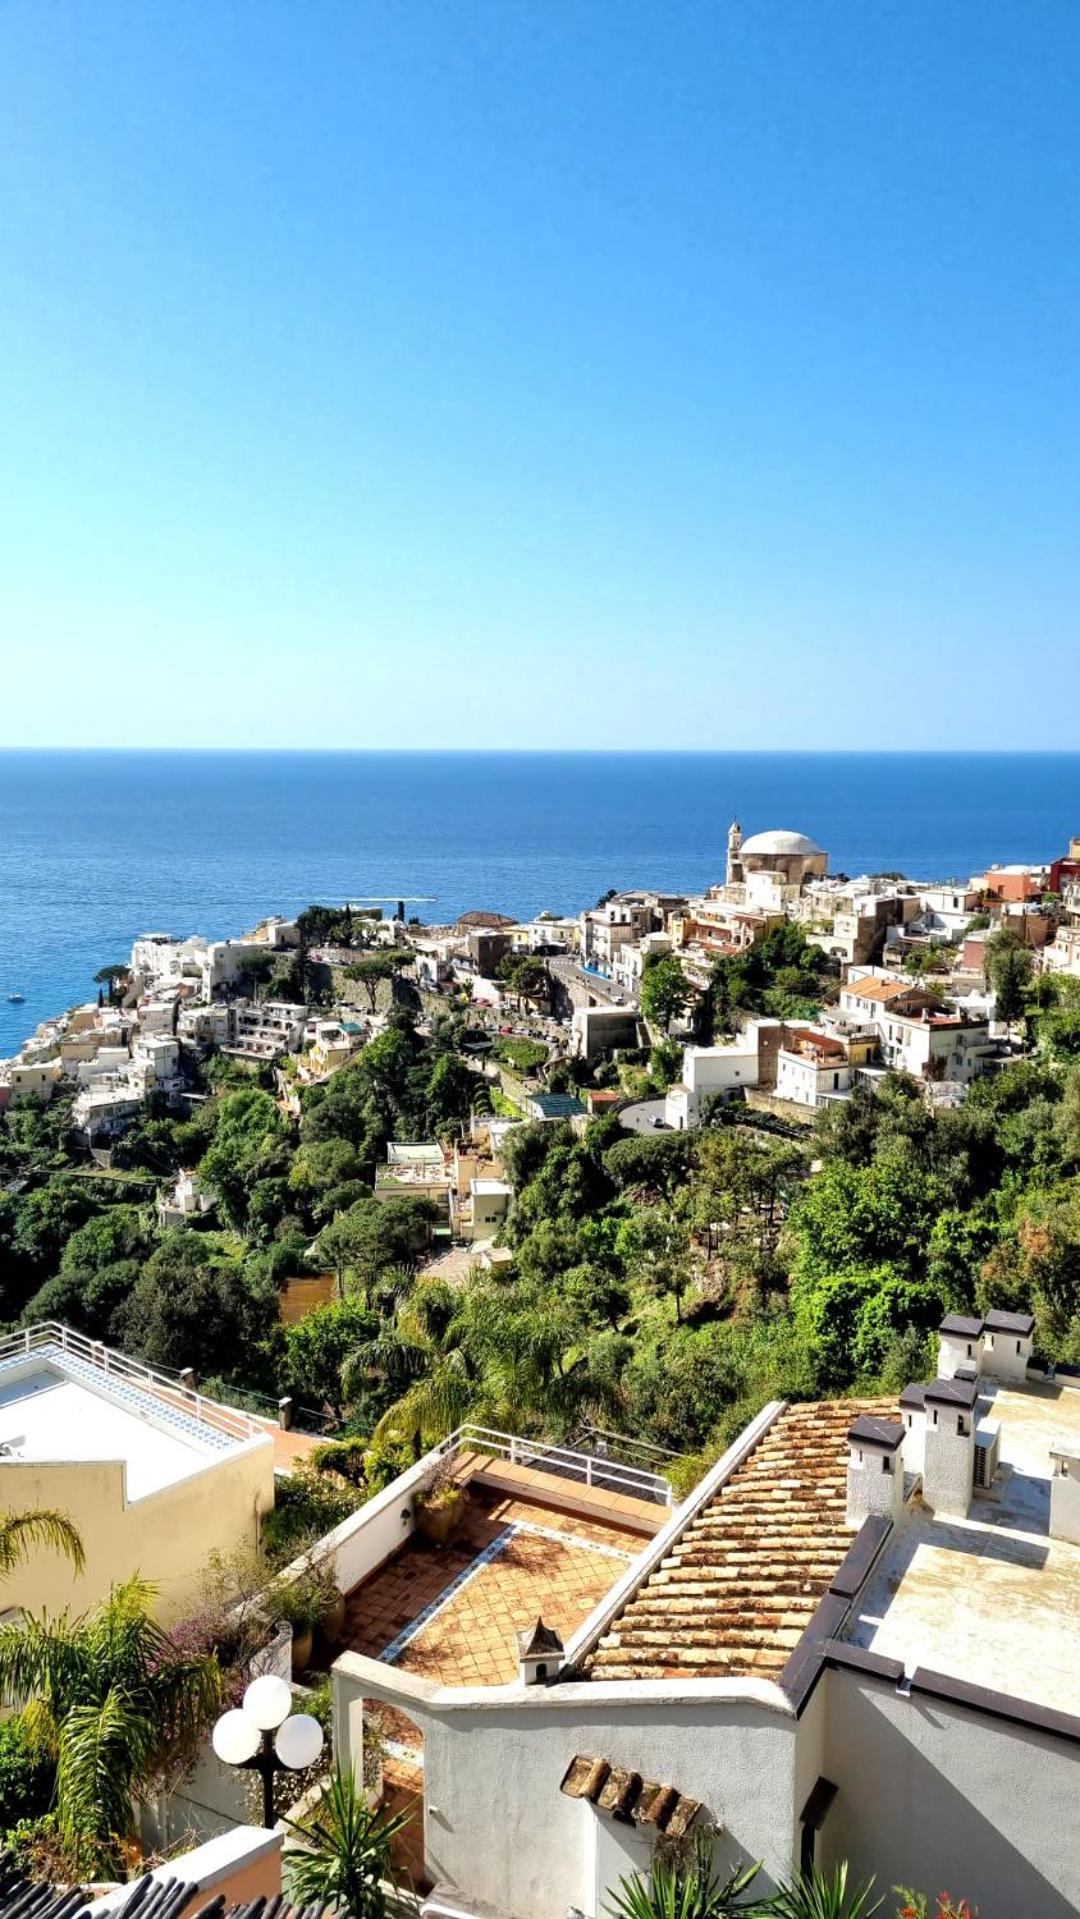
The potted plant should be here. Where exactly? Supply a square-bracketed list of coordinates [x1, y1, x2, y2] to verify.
[274, 1560, 339, 1677]
[412, 1456, 468, 1547]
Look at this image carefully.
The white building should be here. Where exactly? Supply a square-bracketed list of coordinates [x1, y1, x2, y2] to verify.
[773, 1028, 853, 1108]
[838, 972, 995, 1087]
[914, 886, 983, 939]
[318, 1357, 1080, 1919]
[157, 1170, 216, 1227]
[664, 1040, 759, 1129]
[225, 1001, 309, 1060]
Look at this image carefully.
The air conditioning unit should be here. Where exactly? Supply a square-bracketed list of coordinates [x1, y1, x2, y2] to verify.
[974, 1419, 1002, 1490]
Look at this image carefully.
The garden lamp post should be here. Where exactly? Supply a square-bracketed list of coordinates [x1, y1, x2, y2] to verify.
[212, 1672, 325, 1828]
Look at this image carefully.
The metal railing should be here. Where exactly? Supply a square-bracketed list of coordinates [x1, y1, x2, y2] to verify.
[438, 1421, 673, 1506]
[0, 1322, 261, 1445]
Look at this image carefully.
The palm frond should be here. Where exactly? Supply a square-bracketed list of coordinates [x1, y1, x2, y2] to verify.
[55, 1684, 155, 1866]
[0, 1508, 85, 1577]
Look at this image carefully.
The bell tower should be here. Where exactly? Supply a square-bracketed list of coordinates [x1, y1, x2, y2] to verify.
[726, 818, 743, 887]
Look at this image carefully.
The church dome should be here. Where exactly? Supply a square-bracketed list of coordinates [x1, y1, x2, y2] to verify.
[739, 828, 822, 857]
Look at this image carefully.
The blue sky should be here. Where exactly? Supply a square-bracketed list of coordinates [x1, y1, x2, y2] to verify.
[2, 2, 1079, 749]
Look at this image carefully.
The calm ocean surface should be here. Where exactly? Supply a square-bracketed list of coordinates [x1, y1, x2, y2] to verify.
[2, 750, 1079, 1054]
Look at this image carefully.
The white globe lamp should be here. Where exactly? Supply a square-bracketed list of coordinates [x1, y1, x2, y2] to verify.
[212, 1708, 261, 1767]
[243, 1672, 293, 1731]
[275, 1711, 324, 1771]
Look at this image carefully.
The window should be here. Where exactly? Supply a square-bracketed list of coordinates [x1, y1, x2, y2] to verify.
[882, 1455, 893, 1475]
[1017, 1339, 1022, 1355]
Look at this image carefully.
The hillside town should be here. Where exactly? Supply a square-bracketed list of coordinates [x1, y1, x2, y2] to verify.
[4, 821, 1079, 1140]
[1, 826, 1080, 1918]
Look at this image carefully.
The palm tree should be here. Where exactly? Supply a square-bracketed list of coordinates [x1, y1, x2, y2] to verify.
[0, 1508, 85, 1581]
[344, 1279, 480, 1453]
[285, 1764, 413, 1919]
[0, 1574, 222, 1876]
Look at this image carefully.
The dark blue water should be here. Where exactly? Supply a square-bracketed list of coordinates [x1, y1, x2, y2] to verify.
[2, 751, 1078, 1053]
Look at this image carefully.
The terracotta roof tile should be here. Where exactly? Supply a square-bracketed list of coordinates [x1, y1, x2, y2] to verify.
[580, 1398, 895, 1683]
[560, 1752, 702, 1837]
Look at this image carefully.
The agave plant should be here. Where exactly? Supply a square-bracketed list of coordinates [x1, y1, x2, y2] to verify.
[606, 1844, 764, 1919]
[285, 1764, 413, 1919]
[766, 1863, 883, 1919]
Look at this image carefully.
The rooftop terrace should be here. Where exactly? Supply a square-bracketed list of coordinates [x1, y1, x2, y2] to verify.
[0, 1325, 269, 1497]
[324, 1477, 644, 1690]
[845, 1375, 1080, 1715]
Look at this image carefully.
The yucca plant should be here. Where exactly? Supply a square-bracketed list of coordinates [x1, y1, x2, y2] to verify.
[766, 1863, 883, 1919]
[607, 1841, 764, 1919]
[0, 1574, 222, 1877]
[285, 1765, 413, 1919]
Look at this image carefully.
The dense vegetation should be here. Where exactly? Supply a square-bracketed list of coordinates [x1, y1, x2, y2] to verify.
[3, 926, 1080, 1506]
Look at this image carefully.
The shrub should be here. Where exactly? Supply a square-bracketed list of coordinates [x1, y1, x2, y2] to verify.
[0, 1715, 54, 1832]
[311, 1437, 369, 1485]
[493, 1036, 549, 1074]
[263, 1463, 364, 1563]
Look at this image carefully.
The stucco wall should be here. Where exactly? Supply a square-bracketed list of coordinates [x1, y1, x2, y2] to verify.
[821, 1670, 1080, 1917]
[335, 1660, 798, 1919]
[0, 1441, 273, 1621]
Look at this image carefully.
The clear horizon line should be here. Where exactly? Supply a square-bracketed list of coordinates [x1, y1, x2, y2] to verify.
[1, 745, 1079, 758]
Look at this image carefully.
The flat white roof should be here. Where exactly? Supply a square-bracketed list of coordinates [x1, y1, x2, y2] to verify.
[0, 1353, 252, 1500]
[845, 1378, 1080, 1716]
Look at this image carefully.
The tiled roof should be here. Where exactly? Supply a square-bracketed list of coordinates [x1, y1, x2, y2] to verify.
[560, 1753, 702, 1839]
[582, 1398, 894, 1684]
[843, 977, 924, 1003]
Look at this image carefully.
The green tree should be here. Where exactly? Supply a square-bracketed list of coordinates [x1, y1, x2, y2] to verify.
[342, 952, 413, 1013]
[115, 1230, 278, 1379]
[985, 929, 1034, 1032]
[640, 956, 692, 1033]
[283, 1299, 380, 1417]
[315, 1197, 433, 1302]
[425, 1051, 476, 1136]
[93, 964, 130, 1006]
[288, 1137, 368, 1223]
[498, 955, 550, 1008]
[0, 1509, 84, 1583]
[232, 950, 276, 1001]
[197, 1087, 291, 1227]
[606, 1837, 761, 1918]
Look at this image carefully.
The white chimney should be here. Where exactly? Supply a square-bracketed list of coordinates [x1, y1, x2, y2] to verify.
[981, 1309, 1035, 1385]
[516, 1617, 564, 1686]
[922, 1375, 979, 1516]
[846, 1416, 906, 1529]
[937, 1315, 984, 1381]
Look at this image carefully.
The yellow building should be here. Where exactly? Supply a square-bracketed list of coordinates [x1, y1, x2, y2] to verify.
[0, 1325, 275, 1621]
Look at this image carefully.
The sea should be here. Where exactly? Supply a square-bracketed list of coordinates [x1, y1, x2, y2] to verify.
[2, 749, 1079, 1056]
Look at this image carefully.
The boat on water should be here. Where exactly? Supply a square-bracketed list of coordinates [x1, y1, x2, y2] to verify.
[6, 993, 25, 1003]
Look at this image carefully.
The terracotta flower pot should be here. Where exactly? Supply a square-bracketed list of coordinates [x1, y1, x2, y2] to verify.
[415, 1485, 467, 1547]
[322, 1591, 347, 1642]
[291, 1624, 314, 1677]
